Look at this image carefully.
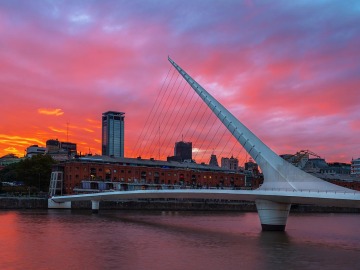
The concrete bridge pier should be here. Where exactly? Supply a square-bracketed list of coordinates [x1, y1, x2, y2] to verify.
[255, 199, 291, 231]
[48, 199, 71, 209]
[91, 200, 100, 213]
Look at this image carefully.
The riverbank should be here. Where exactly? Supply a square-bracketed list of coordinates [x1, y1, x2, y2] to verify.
[0, 197, 48, 209]
[1, 197, 360, 213]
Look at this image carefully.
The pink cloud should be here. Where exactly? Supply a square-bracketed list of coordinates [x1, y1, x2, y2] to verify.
[38, 108, 64, 116]
[0, 1, 359, 165]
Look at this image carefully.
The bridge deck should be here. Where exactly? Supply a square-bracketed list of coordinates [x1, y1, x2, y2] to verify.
[50, 189, 360, 208]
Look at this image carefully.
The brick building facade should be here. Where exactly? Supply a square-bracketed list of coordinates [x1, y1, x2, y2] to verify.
[55, 156, 261, 194]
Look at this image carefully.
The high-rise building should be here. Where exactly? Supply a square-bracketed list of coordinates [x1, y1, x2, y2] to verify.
[46, 139, 60, 153]
[221, 156, 239, 171]
[46, 139, 77, 161]
[209, 154, 219, 167]
[174, 141, 192, 162]
[102, 111, 125, 158]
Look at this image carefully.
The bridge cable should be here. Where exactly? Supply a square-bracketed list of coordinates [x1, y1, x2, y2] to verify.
[191, 108, 218, 162]
[163, 84, 197, 153]
[157, 82, 195, 159]
[208, 128, 230, 164]
[137, 68, 177, 157]
[179, 99, 210, 158]
[216, 132, 234, 160]
[170, 87, 201, 145]
[199, 120, 225, 162]
[145, 74, 184, 158]
[148, 78, 186, 158]
[141, 72, 181, 158]
[131, 66, 172, 157]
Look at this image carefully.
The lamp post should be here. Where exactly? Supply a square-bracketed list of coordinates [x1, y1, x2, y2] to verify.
[38, 172, 41, 193]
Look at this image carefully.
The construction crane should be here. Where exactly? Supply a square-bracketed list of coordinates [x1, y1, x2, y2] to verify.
[282, 150, 322, 168]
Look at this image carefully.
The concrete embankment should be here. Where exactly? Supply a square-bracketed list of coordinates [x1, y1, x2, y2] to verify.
[71, 200, 360, 213]
[0, 197, 48, 209]
[71, 200, 258, 212]
[1, 197, 360, 213]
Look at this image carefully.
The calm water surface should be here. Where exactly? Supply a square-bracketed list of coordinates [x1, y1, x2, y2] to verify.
[0, 210, 359, 270]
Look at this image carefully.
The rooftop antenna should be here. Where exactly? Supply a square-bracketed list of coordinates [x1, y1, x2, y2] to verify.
[66, 122, 69, 142]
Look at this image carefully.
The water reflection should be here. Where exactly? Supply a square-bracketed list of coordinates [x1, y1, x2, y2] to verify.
[0, 210, 359, 270]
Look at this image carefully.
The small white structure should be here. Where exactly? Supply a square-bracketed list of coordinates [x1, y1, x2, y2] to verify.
[26, 145, 46, 158]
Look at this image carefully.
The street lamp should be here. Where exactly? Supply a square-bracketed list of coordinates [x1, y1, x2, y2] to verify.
[38, 173, 41, 193]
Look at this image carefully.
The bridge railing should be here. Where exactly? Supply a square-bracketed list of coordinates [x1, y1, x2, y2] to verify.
[72, 184, 359, 195]
[257, 188, 359, 195]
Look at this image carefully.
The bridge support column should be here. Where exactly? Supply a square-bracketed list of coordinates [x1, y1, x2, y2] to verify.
[91, 200, 100, 214]
[48, 199, 71, 209]
[255, 200, 291, 231]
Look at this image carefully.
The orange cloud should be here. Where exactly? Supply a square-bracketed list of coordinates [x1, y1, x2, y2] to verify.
[86, 118, 101, 125]
[4, 147, 19, 153]
[0, 134, 44, 146]
[38, 108, 64, 116]
[48, 127, 67, 133]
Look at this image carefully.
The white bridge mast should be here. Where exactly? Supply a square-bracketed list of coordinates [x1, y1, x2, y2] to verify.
[167, 56, 349, 193]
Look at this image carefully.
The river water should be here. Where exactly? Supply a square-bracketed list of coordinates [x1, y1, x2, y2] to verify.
[0, 210, 359, 270]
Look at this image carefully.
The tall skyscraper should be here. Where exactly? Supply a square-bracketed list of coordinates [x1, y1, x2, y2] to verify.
[174, 141, 192, 161]
[102, 111, 125, 158]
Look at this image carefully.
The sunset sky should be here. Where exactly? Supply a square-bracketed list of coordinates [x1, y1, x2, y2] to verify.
[0, 0, 359, 164]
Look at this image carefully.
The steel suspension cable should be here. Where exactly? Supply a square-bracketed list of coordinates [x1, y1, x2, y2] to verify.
[164, 88, 202, 158]
[180, 101, 209, 153]
[140, 72, 181, 158]
[137, 68, 177, 157]
[157, 81, 193, 158]
[199, 120, 225, 162]
[131, 66, 172, 157]
[146, 78, 185, 158]
[192, 115, 219, 162]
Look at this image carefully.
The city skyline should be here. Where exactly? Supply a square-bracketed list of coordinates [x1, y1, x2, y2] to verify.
[0, 1, 359, 162]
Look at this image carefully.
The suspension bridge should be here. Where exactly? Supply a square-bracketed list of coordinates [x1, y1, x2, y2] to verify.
[48, 57, 360, 231]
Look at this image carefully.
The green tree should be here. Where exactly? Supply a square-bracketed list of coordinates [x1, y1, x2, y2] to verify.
[0, 163, 19, 182]
[0, 155, 57, 191]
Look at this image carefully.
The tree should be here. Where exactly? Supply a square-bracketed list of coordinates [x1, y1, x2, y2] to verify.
[0, 155, 57, 191]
